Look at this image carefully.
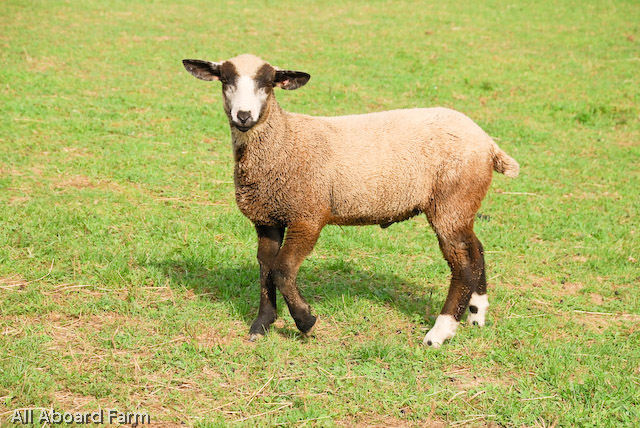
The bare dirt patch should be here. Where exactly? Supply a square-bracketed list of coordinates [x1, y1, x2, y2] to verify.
[53, 175, 122, 192]
[523, 275, 589, 297]
[61, 146, 93, 158]
[25, 55, 65, 73]
[589, 293, 604, 305]
[8, 196, 30, 205]
[55, 175, 95, 189]
[559, 282, 584, 295]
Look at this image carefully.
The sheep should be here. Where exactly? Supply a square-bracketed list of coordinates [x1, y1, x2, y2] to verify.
[182, 54, 519, 347]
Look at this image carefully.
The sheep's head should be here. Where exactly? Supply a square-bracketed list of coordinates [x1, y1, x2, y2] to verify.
[183, 54, 310, 132]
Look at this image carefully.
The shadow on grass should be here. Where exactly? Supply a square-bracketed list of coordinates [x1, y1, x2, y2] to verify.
[152, 256, 443, 335]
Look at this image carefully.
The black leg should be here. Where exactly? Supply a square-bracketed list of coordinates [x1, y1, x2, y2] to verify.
[271, 221, 323, 335]
[249, 225, 284, 339]
[468, 235, 489, 326]
[424, 227, 481, 347]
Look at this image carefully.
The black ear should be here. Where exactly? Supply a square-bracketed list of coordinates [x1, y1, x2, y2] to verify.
[182, 59, 222, 81]
[274, 69, 310, 90]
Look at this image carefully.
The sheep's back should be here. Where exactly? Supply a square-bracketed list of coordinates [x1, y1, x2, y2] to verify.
[313, 108, 494, 225]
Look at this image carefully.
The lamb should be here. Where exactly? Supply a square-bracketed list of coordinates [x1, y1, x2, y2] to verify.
[182, 54, 519, 347]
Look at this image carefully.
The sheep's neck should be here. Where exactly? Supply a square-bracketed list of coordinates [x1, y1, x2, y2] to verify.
[231, 95, 289, 164]
[231, 95, 294, 191]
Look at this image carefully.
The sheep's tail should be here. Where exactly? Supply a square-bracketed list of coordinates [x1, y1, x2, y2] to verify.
[490, 140, 519, 178]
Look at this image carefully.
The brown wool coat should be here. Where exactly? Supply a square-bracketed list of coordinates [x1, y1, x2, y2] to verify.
[232, 94, 518, 236]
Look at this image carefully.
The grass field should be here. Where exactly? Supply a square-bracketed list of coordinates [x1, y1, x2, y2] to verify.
[1, 0, 639, 426]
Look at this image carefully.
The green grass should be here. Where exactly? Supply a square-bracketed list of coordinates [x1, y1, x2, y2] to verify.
[1, 0, 639, 426]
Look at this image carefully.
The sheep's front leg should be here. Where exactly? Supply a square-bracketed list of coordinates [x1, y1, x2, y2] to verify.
[271, 222, 322, 335]
[249, 225, 285, 341]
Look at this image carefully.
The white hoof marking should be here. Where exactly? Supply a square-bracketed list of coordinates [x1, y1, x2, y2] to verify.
[248, 333, 264, 342]
[467, 292, 489, 327]
[423, 315, 458, 348]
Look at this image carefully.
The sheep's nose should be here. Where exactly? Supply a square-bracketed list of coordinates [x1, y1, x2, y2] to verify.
[237, 110, 251, 124]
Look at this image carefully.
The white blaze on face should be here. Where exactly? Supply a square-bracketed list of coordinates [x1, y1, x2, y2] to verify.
[226, 75, 268, 124]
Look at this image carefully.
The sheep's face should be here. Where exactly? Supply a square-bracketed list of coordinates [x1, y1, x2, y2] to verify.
[183, 54, 310, 132]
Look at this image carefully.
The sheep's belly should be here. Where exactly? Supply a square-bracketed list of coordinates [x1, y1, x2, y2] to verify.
[328, 206, 423, 227]
[328, 182, 427, 227]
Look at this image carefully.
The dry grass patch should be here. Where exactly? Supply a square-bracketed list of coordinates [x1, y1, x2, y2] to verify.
[51, 389, 202, 427]
[0, 275, 28, 290]
[0, 300, 247, 425]
[336, 414, 446, 428]
[53, 175, 124, 192]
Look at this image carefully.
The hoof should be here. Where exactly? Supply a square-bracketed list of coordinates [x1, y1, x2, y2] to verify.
[301, 316, 318, 338]
[294, 311, 317, 335]
[423, 315, 458, 348]
[424, 339, 441, 349]
[467, 313, 486, 327]
[467, 293, 489, 327]
[294, 313, 317, 338]
[249, 315, 276, 338]
[248, 333, 264, 342]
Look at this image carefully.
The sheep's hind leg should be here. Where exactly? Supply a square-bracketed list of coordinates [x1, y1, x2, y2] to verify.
[271, 222, 322, 336]
[423, 227, 482, 348]
[249, 225, 285, 341]
[467, 234, 489, 327]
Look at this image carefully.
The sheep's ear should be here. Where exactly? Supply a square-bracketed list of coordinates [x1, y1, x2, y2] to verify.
[274, 70, 310, 90]
[183, 59, 222, 81]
